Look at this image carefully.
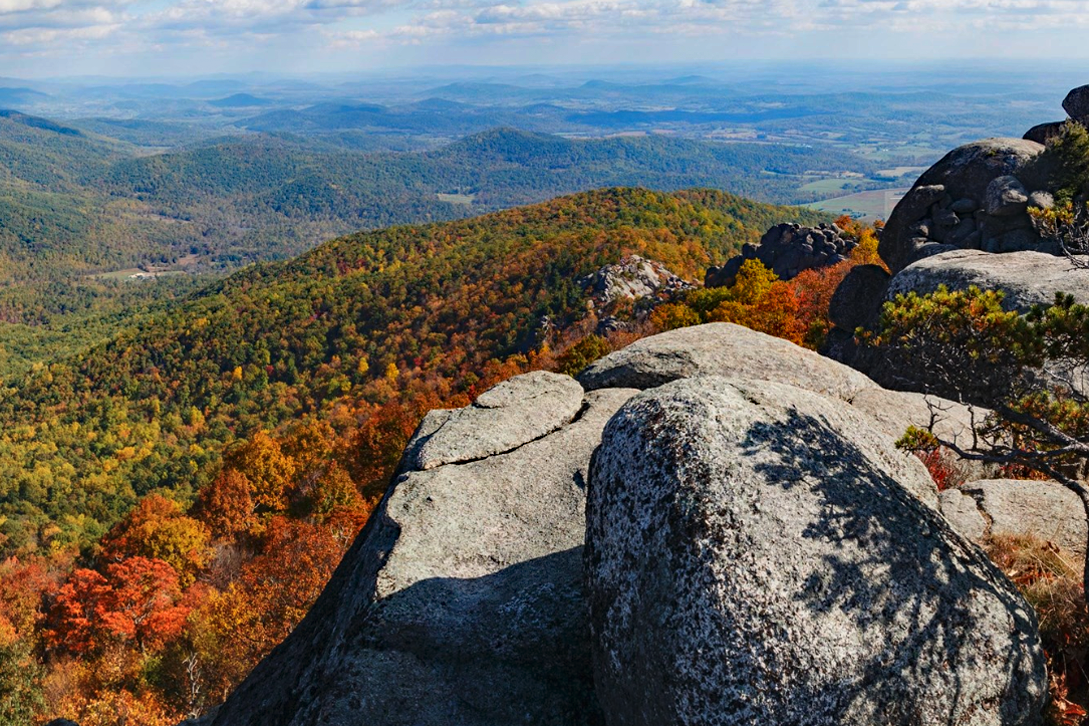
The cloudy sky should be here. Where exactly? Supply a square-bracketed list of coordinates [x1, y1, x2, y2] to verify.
[2, 0, 1089, 77]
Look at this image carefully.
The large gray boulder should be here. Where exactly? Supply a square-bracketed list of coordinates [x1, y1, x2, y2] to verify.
[586, 376, 1048, 726]
[206, 373, 637, 726]
[887, 249, 1089, 312]
[942, 479, 1087, 559]
[578, 322, 878, 402]
[828, 249, 1089, 396]
[1064, 85, 1089, 124]
[879, 138, 1053, 273]
[580, 323, 976, 486]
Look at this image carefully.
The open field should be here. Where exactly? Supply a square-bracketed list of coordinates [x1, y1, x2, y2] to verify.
[806, 188, 909, 221]
[875, 165, 927, 178]
[437, 192, 477, 205]
[797, 178, 866, 194]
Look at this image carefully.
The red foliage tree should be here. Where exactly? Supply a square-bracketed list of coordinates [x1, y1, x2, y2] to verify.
[44, 569, 113, 656]
[45, 557, 190, 656]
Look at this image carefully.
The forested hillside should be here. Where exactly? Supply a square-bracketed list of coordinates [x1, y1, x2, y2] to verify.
[0, 187, 829, 723]
[1, 117, 868, 287]
[0, 114, 870, 378]
[0, 187, 826, 553]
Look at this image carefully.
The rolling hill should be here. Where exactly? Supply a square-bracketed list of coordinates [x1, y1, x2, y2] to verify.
[0, 186, 829, 554]
[0, 117, 870, 379]
[1, 118, 868, 289]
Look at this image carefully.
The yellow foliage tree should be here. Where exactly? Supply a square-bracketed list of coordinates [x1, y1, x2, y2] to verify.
[220, 432, 296, 514]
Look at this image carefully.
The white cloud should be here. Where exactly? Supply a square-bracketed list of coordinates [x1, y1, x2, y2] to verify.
[3, 0, 1089, 69]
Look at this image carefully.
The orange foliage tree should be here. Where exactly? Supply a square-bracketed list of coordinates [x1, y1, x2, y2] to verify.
[45, 557, 190, 657]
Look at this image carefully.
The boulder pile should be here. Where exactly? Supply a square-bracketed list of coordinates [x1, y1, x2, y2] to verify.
[582, 255, 691, 309]
[579, 254, 693, 335]
[706, 222, 855, 286]
[197, 324, 1051, 726]
[878, 138, 1056, 275]
[875, 83, 1089, 276]
[826, 84, 1089, 392]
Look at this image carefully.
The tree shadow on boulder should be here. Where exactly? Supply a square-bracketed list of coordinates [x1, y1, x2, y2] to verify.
[742, 410, 1046, 725]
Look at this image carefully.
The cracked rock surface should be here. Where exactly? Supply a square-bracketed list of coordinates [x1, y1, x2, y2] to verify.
[587, 376, 1048, 726]
[403, 370, 584, 471]
[941, 479, 1087, 559]
[205, 377, 636, 726]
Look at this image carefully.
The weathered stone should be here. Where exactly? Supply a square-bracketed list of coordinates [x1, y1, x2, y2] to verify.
[880, 139, 1049, 273]
[934, 208, 960, 228]
[894, 185, 948, 224]
[946, 217, 978, 247]
[828, 263, 890, 332]
[206, 382, 638, 726]
[848, 387, 984, 445]
[706, 222, 855, 286]
[887, 249, 1089, 313]
[587, 376, 1047, 726]
[960, 479, 1087, 559]
[940, 488, 989, 543]
[985, 175, 1029, 217]
[912, 241, 958, 262]
[1028, 190, 1055, 210]
[910, 220, 932, 239]
[993, 228, 1040, 253]
[582, 255, 691, 309]
[1023, 121, 1067, 146]
[1063, 85, 1089, 123]
[951, 198, 978, 214]
[404, 371, 584, 471]
[578, 322, 877, 402]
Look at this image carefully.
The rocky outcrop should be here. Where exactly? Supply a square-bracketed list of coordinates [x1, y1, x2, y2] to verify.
[580, 255, 692, 335]
[942, 479, 1087, 560]
[586, 376, 1048, 726]
[579, 322, 878, 403]
[198, 324, 1055, 726]
[886, 249, 1089, 312]
[879, 138, 1055, 274]
[582, 255, 690, 309]
[205, 372, 637, 726]
[1064, 85, 1089, 125]
[1024, 121, 1066, 146]
[705, 222, 854, 286]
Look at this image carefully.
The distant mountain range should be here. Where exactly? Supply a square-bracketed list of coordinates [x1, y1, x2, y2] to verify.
[0, 112, 868, 290]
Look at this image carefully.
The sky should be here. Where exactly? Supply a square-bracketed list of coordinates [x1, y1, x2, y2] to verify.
[3, 0, 1089, 77]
